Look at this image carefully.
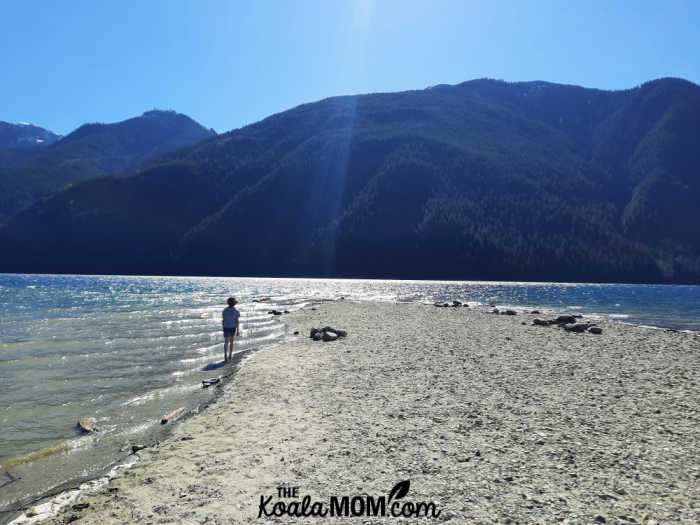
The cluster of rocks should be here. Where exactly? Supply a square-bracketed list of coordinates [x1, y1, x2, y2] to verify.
[310, 326, 347, 342]
[267, 309, 289, 316]
[491, 308, 518, 315]
[533, 315, 603, 334]
[434, 300, 469, 307]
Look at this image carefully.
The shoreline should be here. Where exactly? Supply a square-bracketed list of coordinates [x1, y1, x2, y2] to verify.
[1, 342, 260, 525]
[7, 301, 700, 524]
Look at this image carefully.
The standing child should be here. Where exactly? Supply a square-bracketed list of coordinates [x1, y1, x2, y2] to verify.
[222, 297, 241, 362]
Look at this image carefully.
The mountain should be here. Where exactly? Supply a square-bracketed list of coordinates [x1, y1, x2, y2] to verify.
[0, 110, 216, 223]
[0, 121, 62, 148]
[1, 78, 699, 283]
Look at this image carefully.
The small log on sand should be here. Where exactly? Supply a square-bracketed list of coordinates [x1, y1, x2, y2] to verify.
[77, 418, 98, 433]
[161, 407, 185, 425]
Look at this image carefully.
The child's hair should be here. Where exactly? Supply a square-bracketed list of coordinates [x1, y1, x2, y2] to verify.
[227, 297, 237, 307]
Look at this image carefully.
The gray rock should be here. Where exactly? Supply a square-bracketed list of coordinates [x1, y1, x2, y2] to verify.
[564, 323, 588, 333]
[555, 315, 576, 324]
[588, 326, 603, 334]
[531, 310, 540, 314]
[533, 318, 551, 326]
[322, 331, 339, 342]
[505, 310, 517, 315]
[312, 332, 323, 341]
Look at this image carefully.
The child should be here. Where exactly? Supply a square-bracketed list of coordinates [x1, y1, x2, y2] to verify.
[222, 297, 241, 362]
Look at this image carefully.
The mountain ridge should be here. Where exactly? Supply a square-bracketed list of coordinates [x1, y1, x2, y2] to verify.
[0, 110, 216, 223]
[1, 78, 698, 283]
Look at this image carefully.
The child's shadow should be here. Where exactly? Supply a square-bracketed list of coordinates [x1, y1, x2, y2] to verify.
[202, 361, 227, 371]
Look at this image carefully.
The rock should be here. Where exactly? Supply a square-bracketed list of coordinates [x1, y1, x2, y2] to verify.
[533, 318, 551, 326]
[555, 315, 577, 324]
[505, 310, 517, 315]
[564, 323, 588, 333]
[25, 507, 38, 517]
[452, 300, 462, 306]
[310, 328, 321, 338]
[72, 503, 90, 511]
[329, 328, 347, 338]
[463, 303, 469, 307]
[293, 330, 299, 335]
[268, 310, 283, 315]
[322, 331, 339, 342]
[283, 310, 289, 314]
[588, 326, 603, 334]
[531, 310, 540, 314]
[312, 332, 323, 341]
[131, 444, 147, 454]
[77, 418, 98, 433]
[594, 516, 606, 524]
[492, 308, 499, 314]
[521, 322, 526, 325]
[202, 377, 220, 388]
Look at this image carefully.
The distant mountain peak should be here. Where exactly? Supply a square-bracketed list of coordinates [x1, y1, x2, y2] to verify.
[0, 121, 62, 148]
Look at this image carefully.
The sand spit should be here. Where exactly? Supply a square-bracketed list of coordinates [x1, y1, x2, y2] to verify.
[21, 302, 700, 524]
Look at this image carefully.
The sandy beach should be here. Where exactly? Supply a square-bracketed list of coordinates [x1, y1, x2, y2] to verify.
[16, 301, 700, 524]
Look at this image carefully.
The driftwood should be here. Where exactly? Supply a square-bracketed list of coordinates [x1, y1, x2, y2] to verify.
[0, 470, 18, 489]
[77, 418, 98, 433]
[160, 407, 185, 425]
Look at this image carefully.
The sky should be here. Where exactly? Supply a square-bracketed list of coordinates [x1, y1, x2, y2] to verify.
[2, 0, 698, 135]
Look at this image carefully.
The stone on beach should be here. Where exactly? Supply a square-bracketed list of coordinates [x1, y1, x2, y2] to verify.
[310, 326, 347, 342]
[588, 326, 603, 334]
[77, 418, 98, 433]
[564, 323, 590, 332]
[322, 331, 339, 342]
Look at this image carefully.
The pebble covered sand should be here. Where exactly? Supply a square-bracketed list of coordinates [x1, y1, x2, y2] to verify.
[21, 302, 700, 524]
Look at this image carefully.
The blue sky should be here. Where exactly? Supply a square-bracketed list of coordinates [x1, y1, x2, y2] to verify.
[2, 0, 698, 135]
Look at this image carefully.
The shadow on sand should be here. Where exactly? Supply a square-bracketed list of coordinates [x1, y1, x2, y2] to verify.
[202, 361, 227, 371]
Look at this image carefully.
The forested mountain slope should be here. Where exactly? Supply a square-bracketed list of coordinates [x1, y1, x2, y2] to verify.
[0, 110, 215, 223]
[1, 78, 698, 283]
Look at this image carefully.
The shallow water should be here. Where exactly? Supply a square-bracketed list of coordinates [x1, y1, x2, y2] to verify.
[0, 273, 698, 517]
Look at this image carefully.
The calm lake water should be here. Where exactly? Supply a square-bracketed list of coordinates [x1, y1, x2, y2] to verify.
[0, 273, 699, 519]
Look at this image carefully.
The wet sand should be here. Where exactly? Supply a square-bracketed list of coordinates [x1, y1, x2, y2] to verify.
[15, 302, 700, 524]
